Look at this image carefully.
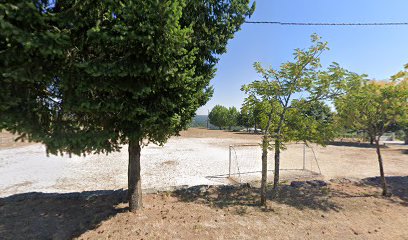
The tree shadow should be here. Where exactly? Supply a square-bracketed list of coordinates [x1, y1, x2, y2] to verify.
[233, 132, 262, 135]
[272, 185, 340, 211]
[327, 141, 388, 149]
[173, 183, 340, 212]
[402, 149, 408, 154]
[361, 176, 408, 206]
[0, 189, 127, 240]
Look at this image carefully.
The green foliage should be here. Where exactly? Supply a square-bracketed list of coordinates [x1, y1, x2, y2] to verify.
[335, 80, 408, 140]
[285, 100, 336, 145]
[0, 0, 71, 150]
[209, 105, 240, 129]
[391, 67, 408, 143]
[0, 0, 254, 155]
[227, 106, 239, 129]
[335, 76, 408, 196]
[239, 97, 263, 131]
[208, 105, 229, 129]
[241, 34, 363, 196]
[241, 34, 362, 148]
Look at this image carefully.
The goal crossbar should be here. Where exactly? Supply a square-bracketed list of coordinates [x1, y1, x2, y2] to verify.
[228, 143, 322, 183]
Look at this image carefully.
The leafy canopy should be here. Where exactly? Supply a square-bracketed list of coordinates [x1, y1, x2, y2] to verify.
[208, 105, 229, 129]
[335, 80, 408, 138]
[0, 0, 254, 155]
[226, 106, 239, 129]
[240, 95, 264, 130]
[391, 66, 408, 136]
[242, 34, 363, 146]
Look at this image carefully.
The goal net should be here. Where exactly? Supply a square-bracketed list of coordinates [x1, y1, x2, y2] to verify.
[228, 143, 322, 184]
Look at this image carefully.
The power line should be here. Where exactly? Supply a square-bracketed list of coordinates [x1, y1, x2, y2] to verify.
[244, 21, 408, 26]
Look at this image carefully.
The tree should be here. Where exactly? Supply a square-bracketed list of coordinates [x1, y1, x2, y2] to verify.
[242, 34, 362, 205]
[335, 81, 408, 195]
[209, 105, 239, 130]
[0, 0, 255, 212]
[400, 114, 408, 145]
[226, 106, 239, 130]
[241, 96, 263, 133]
[238, 106, 253, 132]
[208, 105, 228, 129]
[392, 67, 408, 144]
[286, 100, 337, 144]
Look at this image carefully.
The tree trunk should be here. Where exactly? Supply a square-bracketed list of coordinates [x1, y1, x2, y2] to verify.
[404, 130, 408, 145]
[272, 138, 280, 195]
[375, 138, 388, 196]
[369, 135, 374, 145]
[128, 139, 143, 212]
[260, 135, 268, 206]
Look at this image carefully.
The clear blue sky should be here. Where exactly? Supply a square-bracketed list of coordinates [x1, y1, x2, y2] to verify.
[196, 0, 408, 115]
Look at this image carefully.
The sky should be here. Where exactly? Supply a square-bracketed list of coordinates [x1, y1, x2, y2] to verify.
[196, 0, 408, 115]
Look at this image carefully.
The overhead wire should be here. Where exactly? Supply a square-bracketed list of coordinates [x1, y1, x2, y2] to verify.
[244, 21, 408, 26]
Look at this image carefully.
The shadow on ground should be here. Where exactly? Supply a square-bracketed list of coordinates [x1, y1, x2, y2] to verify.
[327, 141, 387, 149]
[233, 132, 262, 136]
[174, 183, 340, 212]
[0, 190, 127, 240]
[361, 176, 408, 205]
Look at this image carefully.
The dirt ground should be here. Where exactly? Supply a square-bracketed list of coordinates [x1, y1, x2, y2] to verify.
[0, 131, 33, 149]
[1, 128, 408, 239]
[1, 128, 407, 197]
[1, 179, 408, 240]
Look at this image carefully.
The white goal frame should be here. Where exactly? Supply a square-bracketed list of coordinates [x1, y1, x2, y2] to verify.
[228, 143, 322, 181]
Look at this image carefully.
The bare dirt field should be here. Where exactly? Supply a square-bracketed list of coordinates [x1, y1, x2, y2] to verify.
[1, 128, 407, 196]
[2, 180, 408, 240]
[1, 128, 408, 239]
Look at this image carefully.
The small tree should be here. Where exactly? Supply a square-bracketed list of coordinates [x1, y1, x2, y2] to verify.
[335, 81, 408, 195]
[242, 34, 362, 205]
[0, 0, 254, 212]
[209, 105, 229, 129]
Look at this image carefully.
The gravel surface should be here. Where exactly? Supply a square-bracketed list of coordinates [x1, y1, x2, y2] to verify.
[0, 137, 250, 197]
[1, 129, 407, 197]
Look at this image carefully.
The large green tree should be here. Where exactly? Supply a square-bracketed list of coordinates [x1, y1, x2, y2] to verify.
[335, 80, 408, 195]
[0, 0, 254, 212]
[208, 105, 229, 129]
[242, 34, 363, 205]
[209, 105, 239, 130]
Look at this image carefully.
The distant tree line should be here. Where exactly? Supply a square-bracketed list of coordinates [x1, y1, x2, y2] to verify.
[208, 104, 265, 131]
[208, 105, 239, 130]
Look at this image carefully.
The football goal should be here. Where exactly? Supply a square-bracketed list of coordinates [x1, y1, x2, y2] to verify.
[228, 143, 322, 184]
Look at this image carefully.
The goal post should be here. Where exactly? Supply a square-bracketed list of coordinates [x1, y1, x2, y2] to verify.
[228, 143, 321, 183]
